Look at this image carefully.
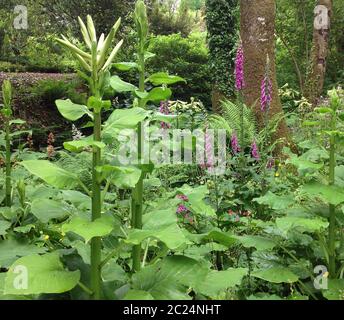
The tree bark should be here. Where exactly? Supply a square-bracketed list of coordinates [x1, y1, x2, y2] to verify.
[240, 0, 289, 145]
[305, 0, 332, 106]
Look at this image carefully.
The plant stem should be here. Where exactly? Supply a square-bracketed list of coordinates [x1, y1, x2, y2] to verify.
[131, 43, 146, 272]
[90, 110, 102, 299]
[5, 119, 11, 207]
[328, 130, 336, 277]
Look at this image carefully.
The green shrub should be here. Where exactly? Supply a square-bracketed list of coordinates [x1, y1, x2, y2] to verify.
[147, 32, 211, 107]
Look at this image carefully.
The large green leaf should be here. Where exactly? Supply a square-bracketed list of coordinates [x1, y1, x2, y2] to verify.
[142, 87, 172, 105]
[322, 279, 344, 300]
[252, 267, 299, 283]
[146, 72, 186, 86]
[56, 99, 91, 121]
[113, 62, 138, 71]
[4, 252, 80, 295]
[104, 107, 148, 131]
[253, 191, 294, 210]
[131, 256, 201, 300]
[21, 160, 79, 189]
[234, 235, 276, 251]
[0, 240, 47, 268]
[0, 220, 11, 236]
[276, 216, 329, 234]
[63, 139, 105, 153]
[110, 75, 138, 92]
[31, 199, 70, 223]
[123, 290, 154, 300]
[96, 165, 141, 189]
[196, 268, 248, 297]
[301, 182, 344, 206]
[126, 207, 189, 249]
[62, 216, 114, 243]
[177, 185, 216, 217]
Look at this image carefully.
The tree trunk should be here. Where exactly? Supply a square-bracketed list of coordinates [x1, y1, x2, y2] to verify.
[240, 0, 289, 145]
[305, 0, 332, 106]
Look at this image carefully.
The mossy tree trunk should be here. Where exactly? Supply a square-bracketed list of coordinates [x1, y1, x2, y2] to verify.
[305, 0, 332, 106]
[205, 0, 238, 113]
[240, 0, 289, 145]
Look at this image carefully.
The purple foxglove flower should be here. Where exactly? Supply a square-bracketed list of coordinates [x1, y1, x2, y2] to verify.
[204, 127, 214, 168]
[231, 132, 240, 155]
[266, 157, 275, 169]
[251, 141, 260, 160]
[177, 194, 189, 202]
[159, 100, 171, 129]
[234, 42, 245, 91]
[260, 76, 272, 112]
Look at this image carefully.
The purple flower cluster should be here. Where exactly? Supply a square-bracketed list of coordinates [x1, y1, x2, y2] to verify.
[176, 204, 188, 214]
[231, 132, 240, 155]
[234, 42, 245, 91]
[260, 76, 272, 112]
[159, 100, 171, 129]
[177, 194, 189, 201]
[266, 158, 275, 169]
[251, 141, 260, 160]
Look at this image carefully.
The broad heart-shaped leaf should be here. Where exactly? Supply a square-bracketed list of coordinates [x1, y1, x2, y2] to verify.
[146, 72, 186, 86]
[196, 268, 248, 298]
[63, 138, 105, 153]
[0, 220, 11, 236]
[104, 107, 148, 131]
[62, 216, 114, 243]
[31, 199, 70, 223]
[113, 62, 138, 71]
[126, 207, 189, 249]
[0, 240, 47, 268]
[253, 191, 294, 210]
[96, 165, 141, 189]
[131, 256, 201, 300]
[142, 87, 172, 106]
[322, 279, 344, 300]
[21, 160, 79, 189]
[152, 112, 177, 123]
[4, 252, 80, 295]
[301, 182, 344, 206]
[184, 228, 237, 247]
[286, 155, 323, 174]
[233, 235, 276, 251]
[177, 185, 216, 217]
[276, 216, 329, 234]
[252, 267, 299, 284]
[110, 75, 138, 92]
[123, 290, 154, 300]
[56, 99, 91, 121]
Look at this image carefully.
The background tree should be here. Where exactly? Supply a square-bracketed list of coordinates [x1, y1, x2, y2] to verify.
[205, 0, 238, 113]
[305, 0, 333, 106]
[240, 0, 289, 142]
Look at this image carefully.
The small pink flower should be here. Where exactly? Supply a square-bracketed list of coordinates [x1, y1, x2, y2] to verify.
[176, 204, 188, 214]
[234, 41, 245, 91]
[177, 194, 189, 202]
[159, 101, 171, 129]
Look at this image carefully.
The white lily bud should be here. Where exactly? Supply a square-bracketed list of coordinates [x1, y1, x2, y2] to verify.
[56, 37, 92, 60]
[101, 39, 123, 72]
[78, 16, 92, 50]
[87, 15, 97, 43]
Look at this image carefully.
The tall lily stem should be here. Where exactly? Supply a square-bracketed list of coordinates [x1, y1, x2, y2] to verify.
[328, 113, 336, 278]
[131, 40, 146, 272]
[5, 118, 11, 207]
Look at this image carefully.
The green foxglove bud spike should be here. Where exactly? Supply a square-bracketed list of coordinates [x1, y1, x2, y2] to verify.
[56, 38, 92, 60]
[87, 15, 97, 43]
[78, 16, 92, 49]
[101, 39, 123, 72]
